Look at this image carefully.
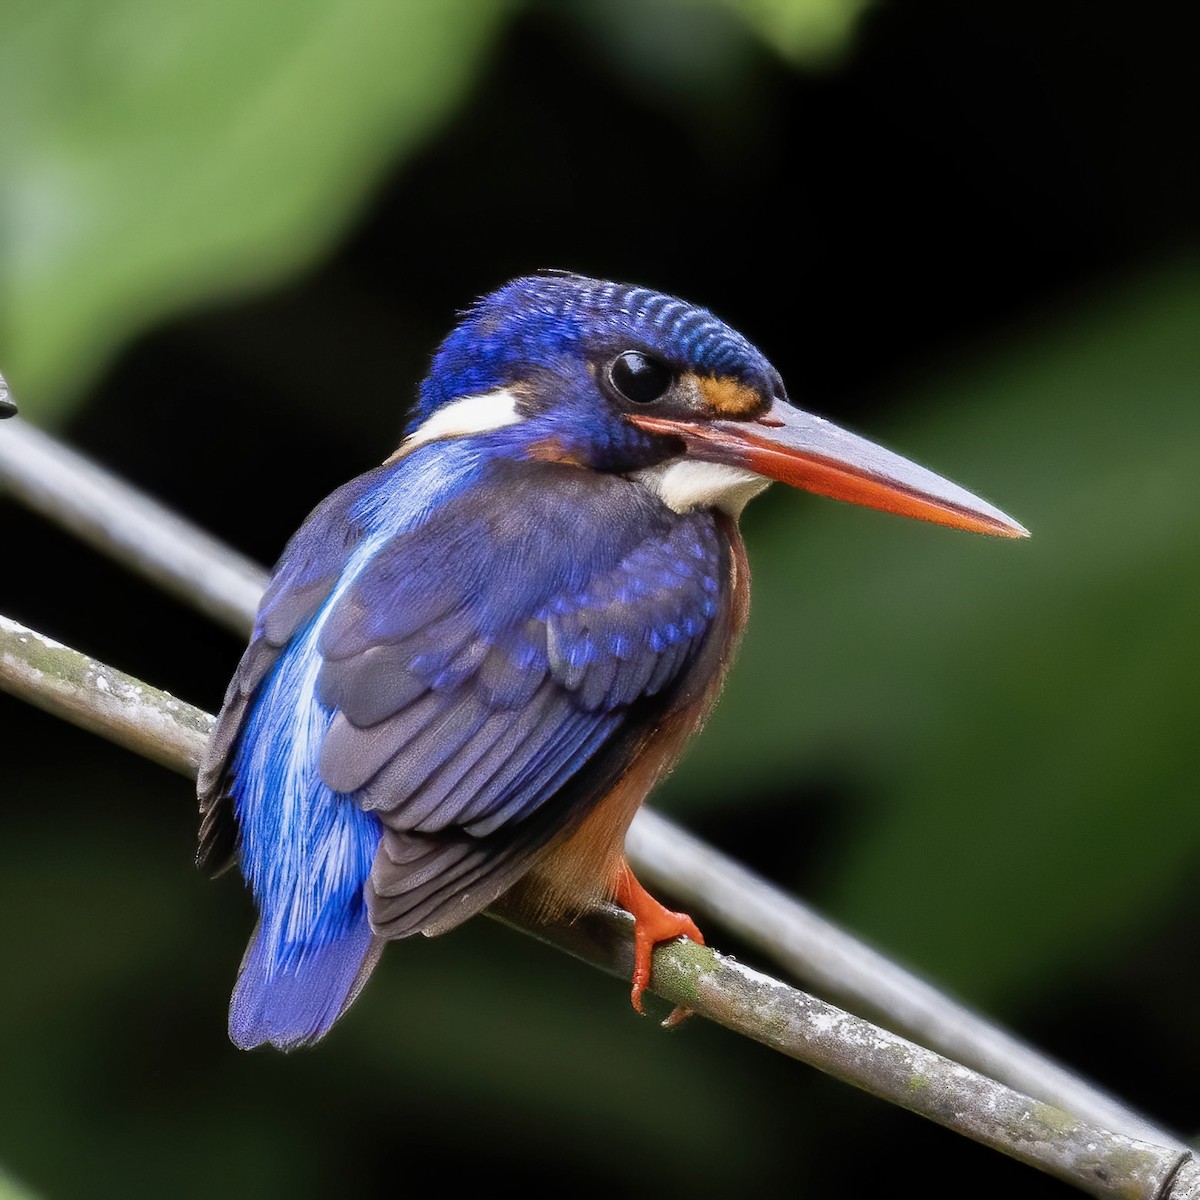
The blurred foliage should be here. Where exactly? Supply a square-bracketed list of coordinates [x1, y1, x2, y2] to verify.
[710, 0, 869, 63]
[0, 0, 511, 416]
[0, 0, 863, 420]
[0, 1170, 38, 1200]
[668, 257, 1200, 1005]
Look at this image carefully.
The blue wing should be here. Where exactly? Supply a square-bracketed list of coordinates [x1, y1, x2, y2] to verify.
[312, 457, 728, 935]
[197, 466, 382, 872]
[197, 450, 731, 1046]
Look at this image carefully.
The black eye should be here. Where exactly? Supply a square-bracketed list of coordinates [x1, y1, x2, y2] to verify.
[607, 351, 673, 405]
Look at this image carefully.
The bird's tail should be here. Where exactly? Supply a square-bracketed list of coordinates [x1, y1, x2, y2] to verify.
[229, 912, 384, 1052]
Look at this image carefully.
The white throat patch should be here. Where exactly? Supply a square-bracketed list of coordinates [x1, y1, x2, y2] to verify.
[390, 388, 522, 460]
[632, 458, 772, 516]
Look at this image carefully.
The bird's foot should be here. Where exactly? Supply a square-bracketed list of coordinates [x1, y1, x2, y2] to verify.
[613, 862, 705, 1026]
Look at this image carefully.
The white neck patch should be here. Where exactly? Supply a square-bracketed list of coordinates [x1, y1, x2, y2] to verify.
[632, 458, 772, 516]
[390, 388, 523, 461]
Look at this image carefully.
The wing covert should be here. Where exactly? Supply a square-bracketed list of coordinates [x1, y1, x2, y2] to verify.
[196, 469, 384, 871]
[315, 462, 724, 832]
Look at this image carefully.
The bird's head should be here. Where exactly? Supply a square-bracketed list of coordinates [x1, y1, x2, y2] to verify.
[400, 273, 1027, 538]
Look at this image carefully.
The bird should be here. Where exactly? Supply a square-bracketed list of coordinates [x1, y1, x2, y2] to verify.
[197, 272, 1027, 1051]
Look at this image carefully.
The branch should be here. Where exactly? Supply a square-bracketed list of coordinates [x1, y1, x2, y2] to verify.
[0, 612, 1195, 1199]
[0, 612, 210, 777]
[625, 810, 1184, 1150]
[0, 418, 263, 636]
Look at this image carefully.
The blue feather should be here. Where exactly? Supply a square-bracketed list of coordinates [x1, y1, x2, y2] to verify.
[223, 440, 490, 1047]
[228, 915, 380, 1051]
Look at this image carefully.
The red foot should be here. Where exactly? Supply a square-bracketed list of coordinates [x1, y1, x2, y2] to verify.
[613, 861, 705, 1023]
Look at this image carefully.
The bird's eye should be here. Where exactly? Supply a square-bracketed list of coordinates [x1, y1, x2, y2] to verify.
[607, 351, 673, 405]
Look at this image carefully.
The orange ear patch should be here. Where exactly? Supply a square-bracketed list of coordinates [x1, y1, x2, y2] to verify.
[694, 374, 764, 417]
[525, 436, 587, 466]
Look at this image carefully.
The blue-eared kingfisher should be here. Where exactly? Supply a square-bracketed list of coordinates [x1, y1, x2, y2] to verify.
[197, 273, 1027, 1051]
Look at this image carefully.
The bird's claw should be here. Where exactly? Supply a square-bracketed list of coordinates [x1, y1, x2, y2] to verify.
[626, 897, 705, 1026]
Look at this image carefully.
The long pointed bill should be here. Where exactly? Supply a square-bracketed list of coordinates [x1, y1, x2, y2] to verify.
[630, 399, 1029, 538]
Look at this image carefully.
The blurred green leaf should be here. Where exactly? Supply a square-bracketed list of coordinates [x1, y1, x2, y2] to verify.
[0, 0, 510, 419]
[666, 255, 1200, 1006]
[575, 0, 866, 116]
[0, 1169, 40, 1200]
[706, 0, 869, 64]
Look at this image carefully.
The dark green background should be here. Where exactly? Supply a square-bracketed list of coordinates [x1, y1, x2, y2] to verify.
[1, 2, 1197, 1197]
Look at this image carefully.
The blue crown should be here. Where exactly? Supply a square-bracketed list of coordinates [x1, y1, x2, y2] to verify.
[412, 273, 777, 424]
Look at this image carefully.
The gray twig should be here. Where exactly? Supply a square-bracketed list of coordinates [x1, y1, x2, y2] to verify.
[0, 419, 264, 634]
[0, 612, 1195, 1199]
[626, 811, 1182, 1149]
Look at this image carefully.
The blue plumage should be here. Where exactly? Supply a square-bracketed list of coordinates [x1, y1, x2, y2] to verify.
[412, 274, 780, 460]
[199, 272, 1025, 1049]
[200, 418, 728, 1048]
[206, 441, 487, 1047]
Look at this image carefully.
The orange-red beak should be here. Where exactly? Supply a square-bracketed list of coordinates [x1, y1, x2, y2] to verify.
[630, 398, 1028, 538]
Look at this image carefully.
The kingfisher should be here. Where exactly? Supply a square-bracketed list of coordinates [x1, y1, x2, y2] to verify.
[197, 272, 1026, 1051]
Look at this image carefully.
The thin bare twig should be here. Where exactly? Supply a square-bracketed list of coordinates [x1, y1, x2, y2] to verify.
[0, 418, 263, 635]
[0, 414, 1184, 1153]
[0, 613, 210, 776]
[626, 812, 1184, 1149]
[0, 612, 1195, 1200]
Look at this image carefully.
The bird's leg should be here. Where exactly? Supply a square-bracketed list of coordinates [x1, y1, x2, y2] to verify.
[613, 859, 705, 1023]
